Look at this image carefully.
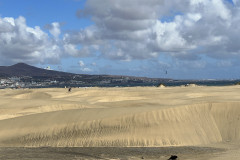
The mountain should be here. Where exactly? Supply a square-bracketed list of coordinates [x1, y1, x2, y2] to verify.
[0, 63, 74, 77]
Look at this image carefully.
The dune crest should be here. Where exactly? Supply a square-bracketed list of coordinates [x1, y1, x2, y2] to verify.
[14, 92, 52, 99]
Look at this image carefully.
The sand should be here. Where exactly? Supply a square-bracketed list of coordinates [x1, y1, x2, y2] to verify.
[0, 86, 240, 159]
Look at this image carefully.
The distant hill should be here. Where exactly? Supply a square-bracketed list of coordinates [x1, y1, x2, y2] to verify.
[0, 63, 74, 77]
[0, 63, 171, 87]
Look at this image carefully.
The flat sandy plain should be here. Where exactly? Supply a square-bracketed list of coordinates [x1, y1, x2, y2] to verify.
[0, 86, 240, 159]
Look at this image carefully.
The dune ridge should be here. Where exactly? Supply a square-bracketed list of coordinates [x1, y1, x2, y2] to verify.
[0, 86, 240, 147]
[0, 102, 239, 147]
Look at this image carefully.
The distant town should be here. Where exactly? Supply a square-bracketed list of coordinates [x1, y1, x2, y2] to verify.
[0, 63, 169, 89]
[0, 63, 239, 89]
[0, 75, 167, 89]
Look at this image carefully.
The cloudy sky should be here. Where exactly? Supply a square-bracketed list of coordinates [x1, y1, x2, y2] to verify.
[0, 0, 239, 79]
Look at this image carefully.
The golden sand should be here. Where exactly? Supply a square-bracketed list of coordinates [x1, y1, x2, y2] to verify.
[0, 86, 240, 158]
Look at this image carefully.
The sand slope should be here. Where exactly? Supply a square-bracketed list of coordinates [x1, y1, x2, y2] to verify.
[0, 86, 240, 147]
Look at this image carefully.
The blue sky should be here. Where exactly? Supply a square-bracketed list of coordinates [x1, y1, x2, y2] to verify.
[0, 0, 239, 79]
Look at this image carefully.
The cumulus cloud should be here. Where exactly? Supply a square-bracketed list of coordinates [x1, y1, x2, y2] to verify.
[0, 16, 62, 65]
[78, 60, 85, 67]
[69, 0, 240, 63]
[48, 22, 61, 38]
[78, 60, 93, 72]
[0, 16, 92, 66]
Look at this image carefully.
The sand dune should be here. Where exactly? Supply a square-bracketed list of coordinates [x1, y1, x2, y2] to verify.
[14, 92, 52, 99]
[0, 86, 240, 149]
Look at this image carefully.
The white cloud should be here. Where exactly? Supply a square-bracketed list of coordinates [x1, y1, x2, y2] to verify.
[211, 0, 231, 20]
[81, 67, 92, 72]
[0, 16, 62, 65]
[64, 44, 79, 56]
[152, 20, 192, 51]
[78, 60, 85, 67]
[187, 13, 202, 22]
[49, 22, 61, 38]
[69, 0, 240, 63]
[78, 60, 93, 72]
